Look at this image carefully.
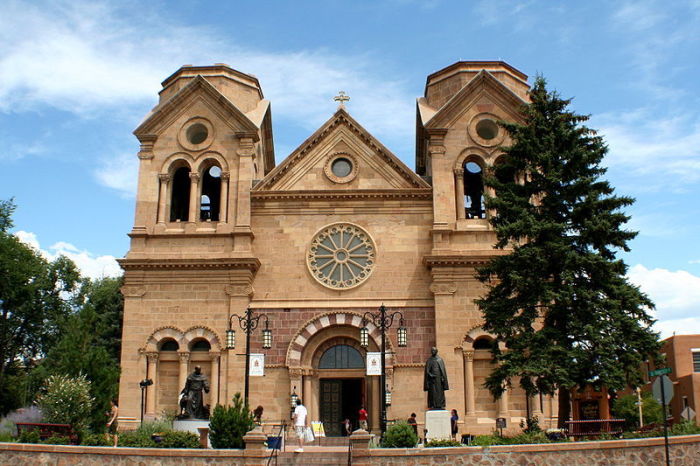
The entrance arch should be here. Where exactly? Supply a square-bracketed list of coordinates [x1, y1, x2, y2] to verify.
[285, 311, 393, 435]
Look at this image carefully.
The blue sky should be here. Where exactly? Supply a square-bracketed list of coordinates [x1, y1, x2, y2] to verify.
[1, 0, 699, 337]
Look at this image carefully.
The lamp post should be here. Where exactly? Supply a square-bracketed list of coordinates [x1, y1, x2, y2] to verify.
[360, 304, 407, 435]
[226, 307, 272, 406]
[139, 378, 153, 424]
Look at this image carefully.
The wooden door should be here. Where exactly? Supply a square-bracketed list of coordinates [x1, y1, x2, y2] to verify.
[320, 379, 342, 436]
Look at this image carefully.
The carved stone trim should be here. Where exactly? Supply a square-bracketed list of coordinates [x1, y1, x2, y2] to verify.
[423, 253, 507, 268]
[146, 352, 159, 363]
[323, 152, 359, 184]
[121, 286, 147, 298]
[189, 172, 201, 182]
[252, 189, 432, 201]
[429, 282, 457, 295]
[158, 173, 171, 183]
[463, 350, 474, 362]
[178, 352, 191, 363]
[118, 258, 261, 272]
[224, 284, 254, 297]
[221, 171, 231, 181]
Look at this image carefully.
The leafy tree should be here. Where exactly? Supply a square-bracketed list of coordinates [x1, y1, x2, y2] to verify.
[209, 393, 255, 449]
[476, 77, 661, 427]
[0, 199, 81, 415]
[612, 392, 663, 430]
[36, 374, 94, 433]
[381, 421, 418, 448]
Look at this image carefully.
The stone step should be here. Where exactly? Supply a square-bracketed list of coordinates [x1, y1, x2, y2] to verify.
[272, 450, 351, 465]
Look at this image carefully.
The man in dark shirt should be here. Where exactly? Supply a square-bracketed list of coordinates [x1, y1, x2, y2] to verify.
[407, 412, 418, 437]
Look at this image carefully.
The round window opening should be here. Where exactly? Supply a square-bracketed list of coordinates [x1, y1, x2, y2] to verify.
[307, 223, 375, 290]
[465, 161, 483, 174]
[476, 119, 499, 140]
[186, 123, 209, 145]
[331, 157, 353, 178]
[208, 166, 221, 178]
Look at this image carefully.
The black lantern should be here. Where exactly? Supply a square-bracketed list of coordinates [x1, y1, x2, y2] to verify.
[290, 386, 299, 418]
[262, 322, 272, 350]
[397, 320, 407, 347]
[226, 328, 236, 350]
[360, 326, 369, 347]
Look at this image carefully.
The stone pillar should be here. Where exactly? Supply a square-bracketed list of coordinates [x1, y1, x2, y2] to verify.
[454, 168, 466, 220]
[533, 393, 543, 417]
[219, 171, 230, 223]
[242, 426, 267, 458]
[178, 352, 190, 394]
[463, 350, 476, 415]
[349, 429, 372, 466]
[188, 172, 200, 223]
[157, 174, 170, 224]
[498, 385, 509, 418]
[210, 352, 220, 407]
[303, 375, 312, 414]
[146, 352, 159, 415]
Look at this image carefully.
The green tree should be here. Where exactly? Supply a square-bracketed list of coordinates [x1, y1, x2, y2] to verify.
[36, 374, 94, 432]
[0, 199, 81, 415]
[209, 393, 255, 449]
[33, 277, 124, 431]
[612, 392, 663, 430]
[476, 77, 661, 427]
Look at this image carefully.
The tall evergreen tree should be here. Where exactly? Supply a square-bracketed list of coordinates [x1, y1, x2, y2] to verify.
[476, 77, 660, 427]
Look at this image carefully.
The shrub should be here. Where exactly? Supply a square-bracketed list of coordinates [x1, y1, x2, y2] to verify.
[424, 438, 461, 447]
[612, 393, 663, 431]
[519, 415, 541, 433]
[670, 420, 700, 436]
[0, 432, 15, 442]
[510, 430, 552, 444]
[42, 435, 70, 445]
[17, 429, 40, 444]
[119, 430, 157, 448]
[209, 393, 255, 449]
[36, 374, 93, 433]
[470, 433, 504, 446]
[80, 432, 111, 446]
[159, 430, 200, 448]
[381, 421, 418, 448]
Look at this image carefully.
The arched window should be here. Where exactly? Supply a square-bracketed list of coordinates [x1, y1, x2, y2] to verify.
[170, 166, 191, 222]
[159, 339, 179, 351]
[200, 164, 222, 221]
[463, 161, 485, 219]
[318, 344, 365, 369]
[473, 336, 493, 350]
[190, 339, 211, 352]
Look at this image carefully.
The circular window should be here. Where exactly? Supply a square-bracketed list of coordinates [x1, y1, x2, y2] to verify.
[331, 158, 353, 177]
[187, 123, 208, 145]
[324, 153, 358, 183]
[307, 223, 375, 290]
[476, 119, 499, 140]
[465, 161, 482, 174]
[178, 118, 214, 151]
[208, 166, 221, 178]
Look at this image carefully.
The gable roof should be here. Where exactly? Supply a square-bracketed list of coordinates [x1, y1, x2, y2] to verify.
[254, 107, 430, 191]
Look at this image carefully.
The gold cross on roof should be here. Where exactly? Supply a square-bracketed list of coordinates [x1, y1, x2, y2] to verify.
[334, 91, 350, 109]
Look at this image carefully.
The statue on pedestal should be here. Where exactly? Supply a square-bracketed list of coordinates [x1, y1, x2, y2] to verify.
[424, 347, 449, 410]
[179, 366, 210, 419]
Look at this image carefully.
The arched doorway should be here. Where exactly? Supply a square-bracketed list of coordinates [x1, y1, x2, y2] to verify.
[315, 341, 365, 436]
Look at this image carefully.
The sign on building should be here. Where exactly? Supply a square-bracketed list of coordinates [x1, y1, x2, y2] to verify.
[249, 353, 265, 376]
[367, 352, 381, 375]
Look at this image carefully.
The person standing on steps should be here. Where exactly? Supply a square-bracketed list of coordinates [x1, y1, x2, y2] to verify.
[358, 405, 369, 431]
[293, 398, 307, 453]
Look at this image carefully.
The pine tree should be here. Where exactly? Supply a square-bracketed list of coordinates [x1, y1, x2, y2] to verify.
[476, 77, 660, 427]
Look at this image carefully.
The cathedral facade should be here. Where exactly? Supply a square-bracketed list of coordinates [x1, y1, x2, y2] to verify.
[117, 61, 558, 435]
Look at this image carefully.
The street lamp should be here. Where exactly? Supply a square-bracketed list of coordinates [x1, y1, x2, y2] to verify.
[226, 307, 272, 406]
[290, 386, 299, 419]
[360, 304, 407, 435]
[139, 378, 153, 424]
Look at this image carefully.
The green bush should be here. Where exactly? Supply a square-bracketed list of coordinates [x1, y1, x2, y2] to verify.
[36, 374, 94, 433]
[380, 421, 418, 448]
[159, 430, 200, 448]
[669, 420, 700, 436]
[470, 434, 503, 446]
[42, 435, 70, 445]
[612, 393, 663, 430]
[424, 438, 461, 447]
[209, 393, 255, 449]
[119, 430, 157, 448]
[17, 429, 40, 444]
[0, 431, 15, 442]
[80, 432, 111, 446]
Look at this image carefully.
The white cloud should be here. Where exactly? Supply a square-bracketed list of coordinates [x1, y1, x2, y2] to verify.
[14, 230, 122, 279]
[627, 264, 700, 337]
[94, 152, 139, 198]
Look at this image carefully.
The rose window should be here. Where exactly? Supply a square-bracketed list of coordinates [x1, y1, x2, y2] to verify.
[307, 223, 376, 289]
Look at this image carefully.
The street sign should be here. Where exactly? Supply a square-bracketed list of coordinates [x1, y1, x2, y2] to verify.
[648, 367, 672, 377]
[681, 406, 696, 421]
[652, 375, 674, 405]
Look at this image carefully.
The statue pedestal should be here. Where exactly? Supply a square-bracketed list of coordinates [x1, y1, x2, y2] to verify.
[173, 419, 211, 448]
[424, 410, 451, 442]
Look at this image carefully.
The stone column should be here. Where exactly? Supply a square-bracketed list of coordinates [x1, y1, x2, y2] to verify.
[303, 374, 312, 416]
[454, 168, 466, 220]
[533, 393, 543, 417]
[146, 352, 159, 415]
[498, 385, 509, 418]
[188, 172, 200, 223]
[210, 352, 220, 407]
[178, 352, 190, 394]
[219, 171, 230, 223]
[157, 174, 170, 224]
[463, 350, 476, 415]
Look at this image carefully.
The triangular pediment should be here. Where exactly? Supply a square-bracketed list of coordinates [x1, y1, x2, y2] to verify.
[423, 70, 527, 130]
[254, 109, 430, 192]
[134, 75, 261, 140]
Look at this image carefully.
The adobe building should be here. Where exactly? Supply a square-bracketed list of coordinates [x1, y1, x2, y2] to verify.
[117, 61, 559, 435]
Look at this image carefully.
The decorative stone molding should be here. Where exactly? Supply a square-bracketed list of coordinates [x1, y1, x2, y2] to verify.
[145, 326, 184, 352]
[178, 117, 214, 152]
[288, 367, 302, 379]
[429, 282, 457, 295]
[209, 351, 221, 362]
[120, 286, 147, 298]
[220, 171, 230, 181]
[145, 352, 159, 363]
[224, 284, 254, 297]
[323, 152, 359, 184]
[178, 352, 191, 363]
[183, 326, 222, 352]
[137, 135, 157, 159]
[119, 258, 261, 272]
[252, 189, 432, 201]
[453, 168, 464, 176]
[423, 253, 506, 268]
[463, 350, 474, 362]
[158, 173, 171, 183]
[189, 172, 201, 182]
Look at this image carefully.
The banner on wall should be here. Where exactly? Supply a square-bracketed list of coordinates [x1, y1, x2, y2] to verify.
[249, 353, 265, 376]
[366, 352, 381, 376]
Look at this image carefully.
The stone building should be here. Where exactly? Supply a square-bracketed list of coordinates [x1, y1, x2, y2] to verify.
[117, 60, 559, 435]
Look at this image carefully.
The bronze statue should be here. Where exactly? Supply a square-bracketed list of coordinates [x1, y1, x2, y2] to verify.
[424, 347, 449, 410]
[180, 366, 210, 419]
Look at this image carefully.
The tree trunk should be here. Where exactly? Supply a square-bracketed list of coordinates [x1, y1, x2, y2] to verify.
[557, 387, 571, 429]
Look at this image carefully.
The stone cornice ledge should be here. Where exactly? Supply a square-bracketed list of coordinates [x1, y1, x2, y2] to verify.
[118, 257, 260, 272]
[423, 252, 508, 268]
[252, 189, 433, 201]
